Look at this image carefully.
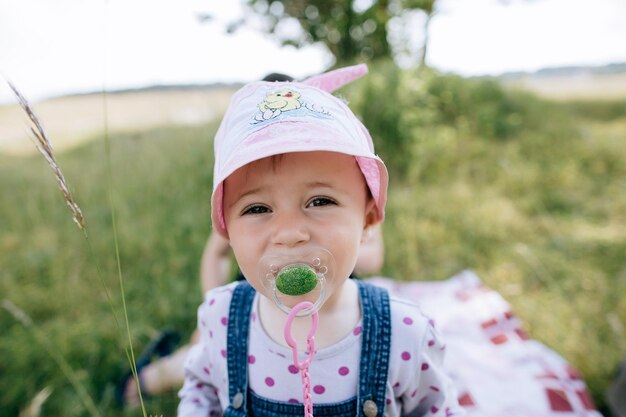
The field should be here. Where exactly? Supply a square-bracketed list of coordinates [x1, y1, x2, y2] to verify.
[1, 65, 625, 416]
[0, 87, 235, 155]
[502, 71, 626, 101]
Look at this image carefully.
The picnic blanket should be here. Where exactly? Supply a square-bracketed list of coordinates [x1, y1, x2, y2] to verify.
[368, 271, 603, 417]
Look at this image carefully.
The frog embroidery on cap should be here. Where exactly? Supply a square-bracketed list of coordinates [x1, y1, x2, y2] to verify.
[252, 87, 332, 124]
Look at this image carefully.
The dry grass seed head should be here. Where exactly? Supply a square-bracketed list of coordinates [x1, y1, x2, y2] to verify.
[7, 80, 86, 230]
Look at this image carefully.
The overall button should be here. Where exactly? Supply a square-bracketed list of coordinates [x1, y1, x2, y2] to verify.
[363, 399, 378, 417]
[232, 392, 244, 409]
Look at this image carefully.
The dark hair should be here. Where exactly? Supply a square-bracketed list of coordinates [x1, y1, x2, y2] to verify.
[262, 73, 294, 82]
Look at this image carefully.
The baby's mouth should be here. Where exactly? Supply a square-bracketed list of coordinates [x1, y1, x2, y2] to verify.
[258, 248, 334, 316]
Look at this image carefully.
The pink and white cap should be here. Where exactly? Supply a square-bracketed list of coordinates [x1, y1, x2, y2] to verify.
[211, 63, 388, 238]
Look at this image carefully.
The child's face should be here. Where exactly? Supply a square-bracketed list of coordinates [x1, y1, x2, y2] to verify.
[223, 151, 377, 308]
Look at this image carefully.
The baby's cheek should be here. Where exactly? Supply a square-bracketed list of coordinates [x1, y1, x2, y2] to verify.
[239, 262, 259, 285]
[333, 248, 360, 280]
[233, 257, 259, 287]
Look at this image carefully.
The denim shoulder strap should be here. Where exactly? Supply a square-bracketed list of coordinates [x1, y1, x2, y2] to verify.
[356, 280, 392, 417]
[224, 281, 256, 417]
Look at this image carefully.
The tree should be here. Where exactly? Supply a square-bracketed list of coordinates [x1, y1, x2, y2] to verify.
[224, 0, 536, 68]
[242, 0, 435, 66]
[409, 0, 437, 67]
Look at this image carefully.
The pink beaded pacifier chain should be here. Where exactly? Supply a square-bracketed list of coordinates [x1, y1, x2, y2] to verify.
[284, 301, 319, 417]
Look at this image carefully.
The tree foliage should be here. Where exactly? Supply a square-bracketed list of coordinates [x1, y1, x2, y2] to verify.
[244, 0, 437, 65]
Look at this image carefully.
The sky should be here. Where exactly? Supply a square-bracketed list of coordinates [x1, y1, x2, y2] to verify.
[1, 0, 626, 104]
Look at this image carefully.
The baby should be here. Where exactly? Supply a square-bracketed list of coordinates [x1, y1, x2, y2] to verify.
[178, 64, 464, 417]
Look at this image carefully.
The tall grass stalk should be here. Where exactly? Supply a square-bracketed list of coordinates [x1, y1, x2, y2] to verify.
[98, 2, 147, 412]
[2, 300, 102, 417]
[101, 10, 147, 408]
[7, 79, 147, 415]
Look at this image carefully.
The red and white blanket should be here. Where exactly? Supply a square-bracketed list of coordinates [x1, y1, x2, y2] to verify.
[368, 271, 602, 417]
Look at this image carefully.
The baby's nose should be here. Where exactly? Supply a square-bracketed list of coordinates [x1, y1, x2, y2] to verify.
[271, 212, 310, 247]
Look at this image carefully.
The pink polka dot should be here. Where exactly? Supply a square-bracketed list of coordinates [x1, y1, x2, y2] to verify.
[192, 397, 200, 404]
[431, 406, 439, 413]
[251, 312, 257, 322]
[288, 364, 299, 374]
[313, 385, 325, 394]
[411, 389, 417, 398]
[265, 377, 275, 387]
[203, 367, 210, 375]
[248, 355, 256, 364]
[430, 385, 440, 392]
[429, 319, 436, 327]
[401, 351, 411, 361]
[386, 399, 392, 405]
[220, 349, 227, 358]
[201, 320, 206, 327]
[353, 326, 362, 336]
[428, 339, 435, 347]
[196, 382, 204, 389]
[393, 382, 400, 388]
[338, 366, 350, 376]
[209, 298, 215, 306]
[288, 398, 299, 403]
[220, 317, 228, 326]
[209, 330, 213, 338]
[403, 317, 413, 325]
[421, 362, 430, 370]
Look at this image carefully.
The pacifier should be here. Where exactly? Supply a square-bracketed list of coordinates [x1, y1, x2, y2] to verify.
[259, 247, 335, 316]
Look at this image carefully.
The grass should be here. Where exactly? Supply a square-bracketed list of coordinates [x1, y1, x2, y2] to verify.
[1, 124, 214, 416]
[1, 69, 625, 416]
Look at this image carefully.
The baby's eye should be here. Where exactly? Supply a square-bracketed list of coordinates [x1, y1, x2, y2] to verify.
[242, 205, 270, 215]
[307, 197, 336, 208]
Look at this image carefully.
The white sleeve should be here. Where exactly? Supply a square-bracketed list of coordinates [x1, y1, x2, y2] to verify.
[177, 301, 223, 417]
[402, 322, 465, 416]
[391, 308, 465, 417]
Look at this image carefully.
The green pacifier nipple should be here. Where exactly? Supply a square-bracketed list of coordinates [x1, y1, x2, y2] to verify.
[276, 265, 318, 296]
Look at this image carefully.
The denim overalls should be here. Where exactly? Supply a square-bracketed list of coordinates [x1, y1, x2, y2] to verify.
[223, 280, 392, 417]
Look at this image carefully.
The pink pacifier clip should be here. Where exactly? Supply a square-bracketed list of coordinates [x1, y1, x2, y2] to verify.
[284, 301, 319, 417]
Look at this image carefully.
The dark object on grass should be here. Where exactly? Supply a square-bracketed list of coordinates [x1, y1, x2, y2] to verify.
[608, 357, 626, 417]
[114, 328, 180, 408]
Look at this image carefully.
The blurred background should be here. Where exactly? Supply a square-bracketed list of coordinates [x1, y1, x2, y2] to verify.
[1, 0, 625, 416]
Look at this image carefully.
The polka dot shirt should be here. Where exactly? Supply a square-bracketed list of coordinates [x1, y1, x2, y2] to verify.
[178, 282, 464, 417]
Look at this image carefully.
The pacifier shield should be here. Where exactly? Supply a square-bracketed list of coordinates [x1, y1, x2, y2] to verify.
[258, 247, 335, 316]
